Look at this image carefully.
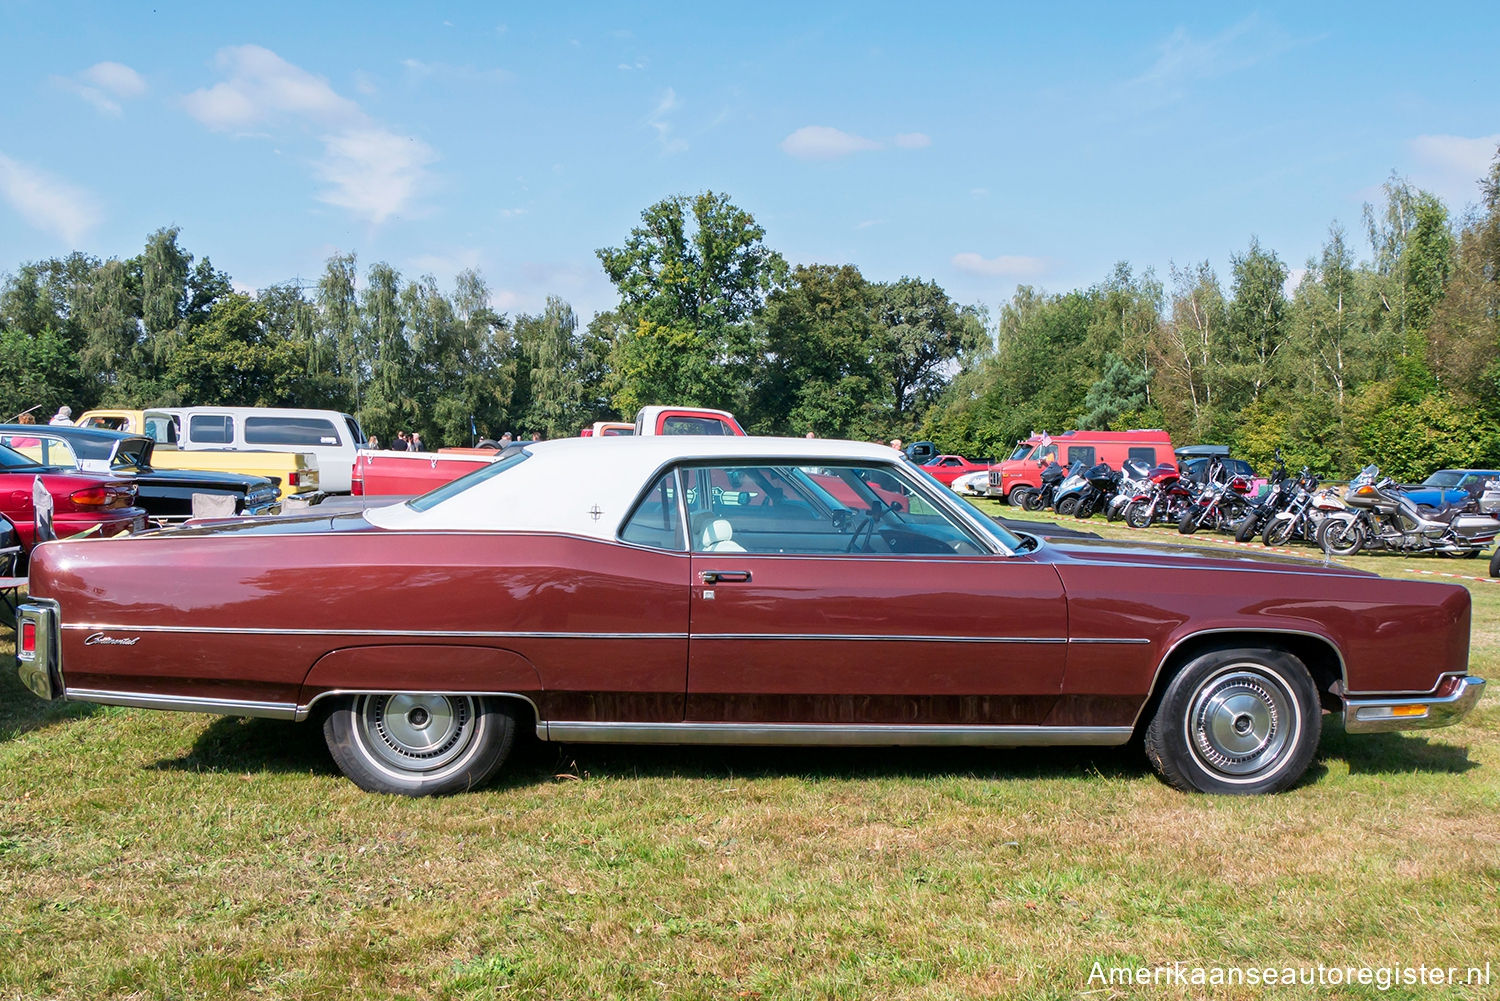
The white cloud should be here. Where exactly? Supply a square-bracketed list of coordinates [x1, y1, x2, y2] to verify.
[315, 128, 437, 223]
[1129, 15, 1301, 106]
[951, 252, 1047, 279]
[970, 187, 990, 199]
[780, 126, 882, 160]
[55, 60, 147, 115]
[648, 87, 687, 155]
[893, 132, 931, 149]
[0, 152, 102, 243]
[1408, 133, 1500, 208]
[183, 45, 434, 223]
[184, 45, 360, 130]
[84, 62, 147, 98]
[855, 219, 884, 230]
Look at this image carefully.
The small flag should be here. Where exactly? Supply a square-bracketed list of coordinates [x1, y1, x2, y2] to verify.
[1040, 431, 1052, 447]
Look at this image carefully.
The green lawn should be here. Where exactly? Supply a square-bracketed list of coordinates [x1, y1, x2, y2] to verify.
[2, 516, 1497, 1000]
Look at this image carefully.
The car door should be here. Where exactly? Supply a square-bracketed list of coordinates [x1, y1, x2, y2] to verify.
[682, 461, 1068, 728]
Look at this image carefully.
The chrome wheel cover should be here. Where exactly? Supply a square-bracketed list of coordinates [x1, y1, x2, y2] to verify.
[1184, 668, 1298, 781]
[354, 694, 480, 775]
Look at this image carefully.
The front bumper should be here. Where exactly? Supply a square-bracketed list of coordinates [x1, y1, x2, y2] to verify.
[1343, 674, 1486, 734]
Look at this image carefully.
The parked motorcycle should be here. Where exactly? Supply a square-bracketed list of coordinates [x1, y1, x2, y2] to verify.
[1178, 461, 1254, 535]
[1106, 458, 1153, 522]
[1318, 465, 1500, 557]
[1023, 461, 1070, 512]
[1231, 452, 1290, 541]
[1052, 468, 1091, 517]
[1260, 469, 1323, 546]
[1072, 462, 1122, 519]
[1123, 462, 1192, 529]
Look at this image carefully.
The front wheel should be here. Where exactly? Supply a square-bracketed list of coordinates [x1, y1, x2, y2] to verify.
[1319, 517, 1365, 557]
[1144, 647, 1321, 794]
[1023, 489, 1046, 512]
[1491, 549, 1500, 578]
[1232, 513, 1260, 542]
[323, 693, 517, 796]
[1008, 486, 1033, 510]
[1263, 517, 1295, 547]
[1124, 500, 1152, 530]
[1177, 508, 1201, 535]
[1055, 495, 1079, 517]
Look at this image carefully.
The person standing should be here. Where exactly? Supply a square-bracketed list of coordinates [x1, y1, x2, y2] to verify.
[390, 432, 409, 452]
[49, 405, 73, 426]
[410, 431, 424, 451]
[367, 434, 382, 450]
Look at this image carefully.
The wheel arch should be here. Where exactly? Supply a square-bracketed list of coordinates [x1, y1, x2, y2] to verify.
[295, 643, 544, 732]
[1132, 628, 1347, 732]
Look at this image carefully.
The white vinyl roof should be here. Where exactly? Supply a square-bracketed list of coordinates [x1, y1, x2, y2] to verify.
[364, 435, 904, 539]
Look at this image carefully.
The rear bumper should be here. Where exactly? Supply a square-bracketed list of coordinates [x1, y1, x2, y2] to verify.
[1343, 674, 1486, 734]
[15, 599, 61, 701]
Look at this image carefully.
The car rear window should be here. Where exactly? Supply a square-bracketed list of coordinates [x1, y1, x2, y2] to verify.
[406, 449, 530, 512]
[245, 416, 341, 446]
[661, 416, 733, 435]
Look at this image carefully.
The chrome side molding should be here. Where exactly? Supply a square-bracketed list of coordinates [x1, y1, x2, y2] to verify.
[543, 721, 1133, 748]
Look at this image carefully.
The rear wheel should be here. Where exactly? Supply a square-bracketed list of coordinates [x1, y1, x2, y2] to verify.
[1055, 495, 1079, 517]
[1007, 487, 1033, 510]
[1144, 647, 1321, 795]
[323, 693, 517, 796]
[1319, 517, 1365, 557]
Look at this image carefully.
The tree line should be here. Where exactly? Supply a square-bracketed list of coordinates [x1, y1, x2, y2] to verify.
[2, 151, 1498, 480]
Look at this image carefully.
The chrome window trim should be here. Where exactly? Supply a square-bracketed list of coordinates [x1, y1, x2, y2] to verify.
[544, 721, 1132, 747]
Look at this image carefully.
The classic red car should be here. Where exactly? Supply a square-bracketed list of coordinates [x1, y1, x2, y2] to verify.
[921, 454, 988, 486]
[16, 437, 1485, 797]
[0, 442, 148, 553]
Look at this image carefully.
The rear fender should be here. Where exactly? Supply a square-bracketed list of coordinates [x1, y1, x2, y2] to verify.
[297, 644, 544, 719]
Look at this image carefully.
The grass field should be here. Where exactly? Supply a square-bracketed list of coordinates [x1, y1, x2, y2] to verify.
[2, 511, 1497, 1000]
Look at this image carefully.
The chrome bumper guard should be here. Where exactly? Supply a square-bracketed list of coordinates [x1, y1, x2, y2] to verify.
[15, 599, 62, 702]
[1343, 675, 1486, 734]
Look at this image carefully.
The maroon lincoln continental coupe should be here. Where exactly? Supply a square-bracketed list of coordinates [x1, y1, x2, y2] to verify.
[16, 437, 1486, 796]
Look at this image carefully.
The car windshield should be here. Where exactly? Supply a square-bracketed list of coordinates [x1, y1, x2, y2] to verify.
[406, 448, 530, 511]
[1009, 444, 1033, 461]
[903, 461, 1025, 553]
[1422, 470, 1464, 488]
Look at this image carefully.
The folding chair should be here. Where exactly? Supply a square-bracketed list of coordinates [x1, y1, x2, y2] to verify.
[0, 544, 23, 627]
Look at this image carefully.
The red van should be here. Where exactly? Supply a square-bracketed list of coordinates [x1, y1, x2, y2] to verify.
[988, 429, 1175, 504]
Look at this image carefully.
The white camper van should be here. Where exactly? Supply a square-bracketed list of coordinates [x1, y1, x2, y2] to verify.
[166, 407, 368, 493]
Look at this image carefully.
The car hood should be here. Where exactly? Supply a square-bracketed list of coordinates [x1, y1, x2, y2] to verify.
[1037, 535, 1378, 578]
[126, 467, 275, 491]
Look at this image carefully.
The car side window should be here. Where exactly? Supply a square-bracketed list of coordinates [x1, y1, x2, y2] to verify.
[619, 471, 685, 551]
[1066, 446, 1095, 467]
[1127, 446, 1156, 465]
[191, 414, 234, 444]
[679, 462, 988, 556]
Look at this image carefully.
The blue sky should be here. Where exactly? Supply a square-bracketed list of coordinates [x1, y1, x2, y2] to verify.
[2, 1, 1497, 322]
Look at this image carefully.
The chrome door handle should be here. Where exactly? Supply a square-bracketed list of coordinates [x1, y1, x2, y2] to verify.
[699, 570, 752, 584]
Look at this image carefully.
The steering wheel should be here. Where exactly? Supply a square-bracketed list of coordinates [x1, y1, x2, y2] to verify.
[846, 514, 877, 552]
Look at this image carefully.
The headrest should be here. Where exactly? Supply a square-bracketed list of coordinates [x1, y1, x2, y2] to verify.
[702, 518, 734, 545]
